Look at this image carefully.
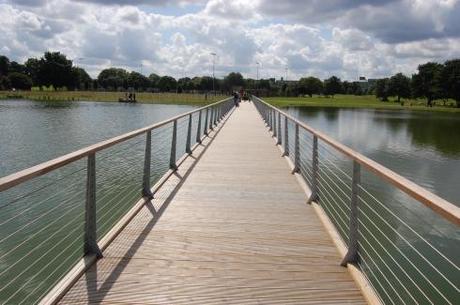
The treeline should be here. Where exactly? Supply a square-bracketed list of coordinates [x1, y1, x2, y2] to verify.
[0, 52, 249, 93]
[282, 60, 460, 108]
[374, 61, 460, 107]
[0, 52, 91, 91]
[1, 51, 459, 107]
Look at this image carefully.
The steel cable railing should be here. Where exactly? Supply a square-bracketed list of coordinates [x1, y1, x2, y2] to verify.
[0, 97, 234, 304]
[252, 96, 460, 305]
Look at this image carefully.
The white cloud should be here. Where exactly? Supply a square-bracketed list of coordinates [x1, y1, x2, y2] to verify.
[1, 0, 459, 80]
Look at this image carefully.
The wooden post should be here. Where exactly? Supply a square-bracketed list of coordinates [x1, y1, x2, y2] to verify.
[196, 110, 202, 144]
[341, 161, 360, 266]
[142, 131, 153, 199]
[308, 135, 319, 203]
[186, 114, 192, 154]
[292, 123, 300, 173]
[283, 116, 289, 156]
[84, 153, 103, 258]
[169, 120, 177, 170]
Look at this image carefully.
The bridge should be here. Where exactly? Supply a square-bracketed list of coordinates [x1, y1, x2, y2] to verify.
[0, 97, 459, 305]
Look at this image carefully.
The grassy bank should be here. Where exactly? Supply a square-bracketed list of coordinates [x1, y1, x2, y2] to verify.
[265, 95, 460, 113]
[0, 90, 228, 105]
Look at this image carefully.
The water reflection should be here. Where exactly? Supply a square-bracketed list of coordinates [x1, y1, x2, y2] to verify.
[286, 106, 460, 205]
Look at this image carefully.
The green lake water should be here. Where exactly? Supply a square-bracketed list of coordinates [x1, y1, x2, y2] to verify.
[285, 106, 460, 305]
[0, 100, 458, 304]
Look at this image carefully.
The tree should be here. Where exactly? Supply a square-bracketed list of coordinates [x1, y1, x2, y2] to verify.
[8, 72, 33, 90]
[178, 77, 194, 92]
[224, 72, 245, 90]
[127, 71, 150, 91]
[72, 67, 92, 90]
[0, 76, 11, 90]
[157, 76, 177, 92]
[441, 59, 460, 107]
[199, 76, 214, 91]
[38, 52, 74, 89]
[375, 78, 390, 101]
[0, 55, 9, 77]
[8, 61, 26, 74]
[148, 73, 160, 88]
[24, 58, 41, 87]
[412, 62, 443, 107]
[258, 79, 271, 90]
[324, 76, 342, 97]
[298, 77, 323, 97]
[97, 68, 129, 90]
[388, 73, 411, 103]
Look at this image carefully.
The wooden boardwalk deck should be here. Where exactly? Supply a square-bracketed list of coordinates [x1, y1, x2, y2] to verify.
[60, 102, 366, 304]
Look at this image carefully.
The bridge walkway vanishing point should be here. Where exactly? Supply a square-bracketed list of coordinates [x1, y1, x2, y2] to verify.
[58, 101, 368, 304]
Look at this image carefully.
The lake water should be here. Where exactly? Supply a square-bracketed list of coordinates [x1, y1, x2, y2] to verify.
[0, 100, 458, 304]
[285, 106, 460, 305]
[285, 107, 460, 205]
[0, 99, 197, 176]
[0, 99, 198, 304]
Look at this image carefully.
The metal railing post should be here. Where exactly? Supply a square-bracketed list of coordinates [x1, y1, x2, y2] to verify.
[341, 160, 360, 266]
[277, 112, 282, 145]
[186, 114, 192, 154]
[268, 109, 272, 131]
[272, 110, 276, 136]
[292, 123, 300, 173]
[169, 120, 177, 170]
[283, 116, 289, 156]
[196, 110, 202, 144]
[209, 107, 214, 131]
[307, 135, 319, 203]
[204, 108, 209, 136]
[84, 153, 103, 258]
[142, 131, 154, 199]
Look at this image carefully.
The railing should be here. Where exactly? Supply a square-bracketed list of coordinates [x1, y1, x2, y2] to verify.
[253, 96, 460, 305]
[0, 97, 234, 305]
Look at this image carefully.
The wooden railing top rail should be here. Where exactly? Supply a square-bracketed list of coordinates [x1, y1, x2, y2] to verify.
[0, 97, 231, 192]
[254, 96, 460, 226]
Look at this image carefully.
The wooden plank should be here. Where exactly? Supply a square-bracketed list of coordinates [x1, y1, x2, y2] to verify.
[59, 102, 366, 305]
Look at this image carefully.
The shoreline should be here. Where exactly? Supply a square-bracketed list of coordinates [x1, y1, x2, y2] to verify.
[0, 91, 227, 106]
[2, 92, 459, 112]
[265, 96, 460, 113]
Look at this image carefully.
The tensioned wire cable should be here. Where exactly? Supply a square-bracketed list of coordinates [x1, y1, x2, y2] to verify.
[358, 196, 455, 303]
[358, 194, 459, 291]
[358, 216, 431, 304]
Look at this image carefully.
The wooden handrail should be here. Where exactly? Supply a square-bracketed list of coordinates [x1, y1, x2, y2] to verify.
[0, 98, 232, 192]
[254, 96, 460, 226]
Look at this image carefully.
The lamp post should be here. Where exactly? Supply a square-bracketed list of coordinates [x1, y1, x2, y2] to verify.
[211, 52, 216, 96]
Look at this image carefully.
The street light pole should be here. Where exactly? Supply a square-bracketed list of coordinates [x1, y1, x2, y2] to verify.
[211, 52, 216, 96]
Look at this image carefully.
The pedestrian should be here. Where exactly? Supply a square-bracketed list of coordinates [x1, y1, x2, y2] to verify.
[233, 92, 239, 107]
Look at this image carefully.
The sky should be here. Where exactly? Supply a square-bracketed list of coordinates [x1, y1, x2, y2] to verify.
[1, 0, 459, 81]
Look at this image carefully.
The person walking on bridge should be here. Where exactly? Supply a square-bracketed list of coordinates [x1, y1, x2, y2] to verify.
[233, 92, 240, 107]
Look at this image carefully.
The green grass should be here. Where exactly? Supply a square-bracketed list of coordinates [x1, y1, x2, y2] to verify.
[0, 90, 227, 105]
[265, 95, 460, 113]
